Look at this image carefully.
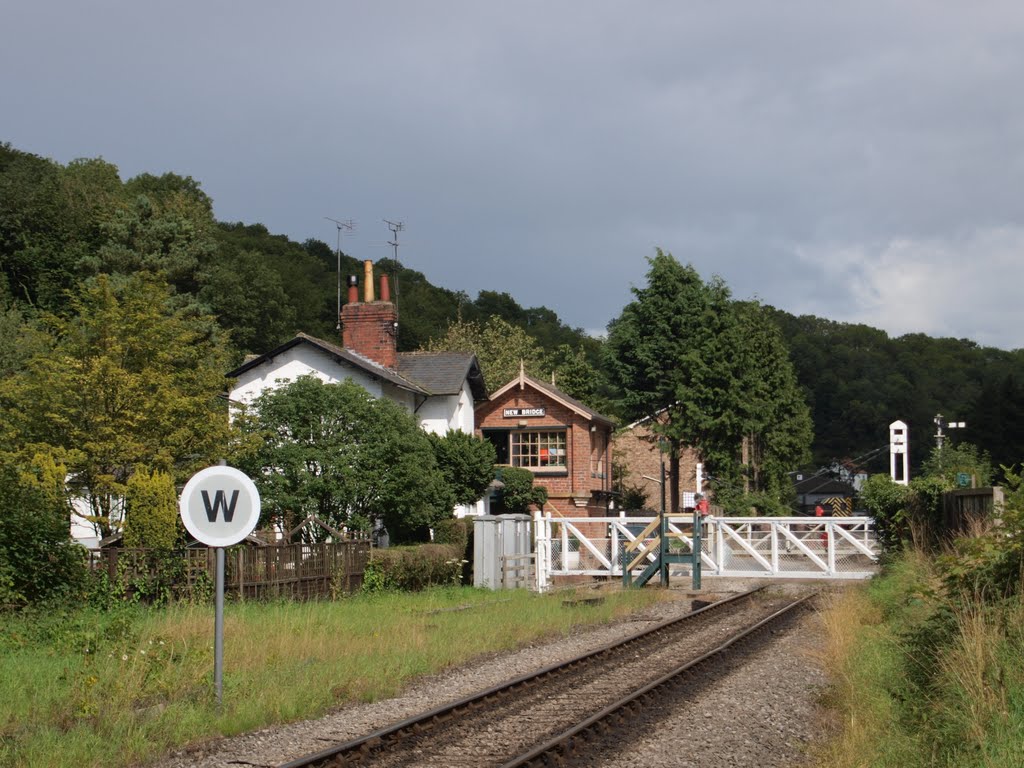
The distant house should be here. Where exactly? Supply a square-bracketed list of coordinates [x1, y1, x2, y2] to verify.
[226, 261, 488, 516]
[792, 473, 854, 516]
[476, 368, 615, 517]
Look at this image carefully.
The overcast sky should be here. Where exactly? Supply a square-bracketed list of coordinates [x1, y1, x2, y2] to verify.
[5, 2, 1024, 349]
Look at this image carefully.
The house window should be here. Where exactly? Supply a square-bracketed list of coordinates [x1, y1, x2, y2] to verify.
[511, 431, 567, 470]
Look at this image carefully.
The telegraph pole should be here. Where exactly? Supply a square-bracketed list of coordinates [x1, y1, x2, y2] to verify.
[325, 217, 354, 329]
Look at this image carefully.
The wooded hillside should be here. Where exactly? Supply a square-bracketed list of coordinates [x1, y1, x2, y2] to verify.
[3, 142, 1022, 477]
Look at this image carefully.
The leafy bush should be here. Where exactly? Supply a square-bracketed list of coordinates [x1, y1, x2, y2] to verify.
[428, 430, 496, 506]
[123, 468, 181, 550]
[858, 473, 912, 546]
[362, 544, 464, 592]
[433, 517, 468, 553]
[0, 453, 87, 606]
[497, 466, 548, 514]
[711, 486, 791, 516]
[939, 465, 1024, 600]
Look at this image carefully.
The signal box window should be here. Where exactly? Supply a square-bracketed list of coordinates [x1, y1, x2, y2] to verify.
[511, 431, 566, 471]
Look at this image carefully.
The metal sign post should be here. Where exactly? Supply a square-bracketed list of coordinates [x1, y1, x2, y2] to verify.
[179, 466, 261, 707]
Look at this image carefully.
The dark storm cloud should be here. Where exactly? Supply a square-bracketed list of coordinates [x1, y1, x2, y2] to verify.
[4, 1, 1024, 347]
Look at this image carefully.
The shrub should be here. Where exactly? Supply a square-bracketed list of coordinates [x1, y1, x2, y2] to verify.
[123, 468, 181, 550]
[433, 517, 471, 585]
[362, 543, 464, 592]
[433, 517, 468, 552]
[497, 466, 548, 514]
[0, 453, 87, 606]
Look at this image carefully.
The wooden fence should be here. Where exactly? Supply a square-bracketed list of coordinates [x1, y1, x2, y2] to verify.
[941, 487, 1004, 534]
[90, 540, 371, 601]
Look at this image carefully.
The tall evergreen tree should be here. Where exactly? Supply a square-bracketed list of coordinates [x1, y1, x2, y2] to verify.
[605, 250, 740, 512]
[732, 301, 813, 496]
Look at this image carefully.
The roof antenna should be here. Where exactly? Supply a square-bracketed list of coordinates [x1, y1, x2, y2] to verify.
[383, 219, 404, 306]
[325, 217, 355, 330]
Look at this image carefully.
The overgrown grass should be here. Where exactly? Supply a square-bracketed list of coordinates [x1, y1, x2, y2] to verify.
[815, 550, 1024, 767]
[0, 586, 662, 767]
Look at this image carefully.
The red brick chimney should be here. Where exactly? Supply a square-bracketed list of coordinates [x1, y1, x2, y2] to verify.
[341, 260, 398, 369]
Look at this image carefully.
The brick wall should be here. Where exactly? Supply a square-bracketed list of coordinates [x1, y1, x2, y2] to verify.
[476, 383, 612, 519]
[613, 423, 700, 512]
[340, 301, 398, 369]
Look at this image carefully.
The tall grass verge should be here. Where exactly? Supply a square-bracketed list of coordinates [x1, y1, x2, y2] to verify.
[0, 585, 662, 767]
[815, 549, 1024, 767]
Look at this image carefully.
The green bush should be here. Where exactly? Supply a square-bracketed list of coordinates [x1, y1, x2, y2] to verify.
[123, 468, 181, 550]
[712, 487, 791, 516]
[433, 517, 468, 552]
[497, 466, 548, 514]
[362, 543, 464, 592]
[0, 453, 87, 606]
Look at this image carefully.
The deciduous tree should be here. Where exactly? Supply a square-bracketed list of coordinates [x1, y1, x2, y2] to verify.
[424, 315, 546, 390]
[0, 273, 233, 537]
[428, 430, 496, 507]
[234, 377, 455, 543]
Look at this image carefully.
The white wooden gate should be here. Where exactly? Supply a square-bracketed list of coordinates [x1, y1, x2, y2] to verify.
[533, 512, 879, 590]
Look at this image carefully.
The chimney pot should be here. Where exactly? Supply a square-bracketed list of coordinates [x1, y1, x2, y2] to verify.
[347, 275, 359, 304]
[380, 274, 391, 302]
[363, 260, 375, 302]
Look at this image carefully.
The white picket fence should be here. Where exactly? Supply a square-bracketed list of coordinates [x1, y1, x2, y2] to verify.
[532, 512, 879, 590]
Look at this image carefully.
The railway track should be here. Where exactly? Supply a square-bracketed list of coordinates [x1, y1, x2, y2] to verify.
[280, 587, 814, 768]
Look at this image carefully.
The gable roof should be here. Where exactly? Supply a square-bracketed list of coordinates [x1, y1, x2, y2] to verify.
[225, 332, 427, 395]
[792, 475, 855, 496]
[397, 351, 487, 400]
[487, 370, 615, 426]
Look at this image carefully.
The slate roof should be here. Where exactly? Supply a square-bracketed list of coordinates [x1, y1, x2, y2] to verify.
[792, 475, 855, 496]
[226, 333, 488, 401]
[225, 333, 427, 395]
[397, 351, 487, 400]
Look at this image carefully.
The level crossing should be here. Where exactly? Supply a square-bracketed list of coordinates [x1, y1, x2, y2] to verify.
[532, 512, 879, 590]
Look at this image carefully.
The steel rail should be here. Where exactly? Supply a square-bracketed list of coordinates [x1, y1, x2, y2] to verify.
[278, 586, 767, 768]
[499, 592, 817, 768]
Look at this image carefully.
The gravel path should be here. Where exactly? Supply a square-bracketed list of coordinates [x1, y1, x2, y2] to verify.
[150, 580, 830, 768]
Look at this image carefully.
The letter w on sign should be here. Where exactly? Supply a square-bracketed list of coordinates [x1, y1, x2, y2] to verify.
[201, 490, 240, 523]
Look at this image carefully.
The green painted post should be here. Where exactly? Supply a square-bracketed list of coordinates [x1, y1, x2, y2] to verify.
[659, 458, 669, 587]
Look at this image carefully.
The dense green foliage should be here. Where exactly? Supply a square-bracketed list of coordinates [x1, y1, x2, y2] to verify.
[362, 543, 464, 591]
[122, 469, 181, 550]
[769, 308, 1024, 477]
[0, 273, 232, 538]
[0, 455, 86, 605]
[940, 466, 1024, 600]
[234, 377, 455, 543]
[858, 442, 997, 547]
[496, 466, 549, 514]
[428, 430, 497, 507]
[5, 142, 1021, 485]
[605, 251, 812, 512]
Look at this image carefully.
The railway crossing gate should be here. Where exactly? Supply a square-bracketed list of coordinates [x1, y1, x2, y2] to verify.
[532, 512, 879, 590]
[619, 513, 702, 589]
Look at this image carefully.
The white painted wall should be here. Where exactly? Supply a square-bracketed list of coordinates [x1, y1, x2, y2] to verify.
[230, 346, 384, 406]
[229, 345, 421, 417]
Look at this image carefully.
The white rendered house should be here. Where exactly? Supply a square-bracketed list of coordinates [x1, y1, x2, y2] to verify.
[225, 261, 488, 516]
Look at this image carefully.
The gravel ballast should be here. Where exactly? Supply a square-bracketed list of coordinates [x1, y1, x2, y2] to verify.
[151, 580, 831, 768]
